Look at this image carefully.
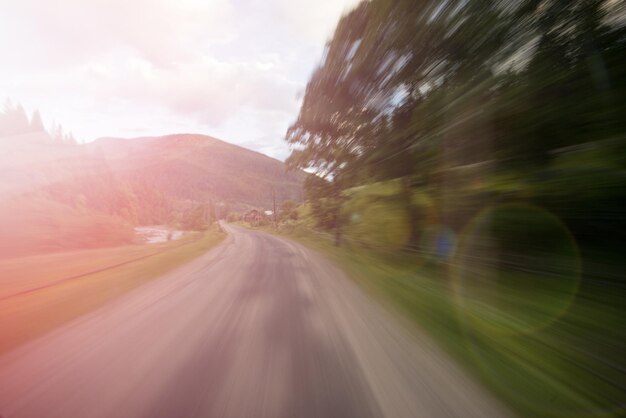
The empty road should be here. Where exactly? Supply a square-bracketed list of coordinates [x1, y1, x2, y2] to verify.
[0, 224, 510, 418]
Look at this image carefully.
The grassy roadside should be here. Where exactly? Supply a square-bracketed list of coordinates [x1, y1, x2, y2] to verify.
[252, 223, 625, 418]
[0, 229, 225, 355]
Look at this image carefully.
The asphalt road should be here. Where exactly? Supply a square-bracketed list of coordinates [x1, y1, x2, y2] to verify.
[0, 224, 511, 418]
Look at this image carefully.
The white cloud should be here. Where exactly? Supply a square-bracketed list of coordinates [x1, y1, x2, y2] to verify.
[0, 0, 235, 68]
[0, 0, 362, 159]
[271, 0, 362, 43]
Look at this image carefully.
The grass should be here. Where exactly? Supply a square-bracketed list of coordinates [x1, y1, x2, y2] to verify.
[262, 222, 625, 418]
[0, 229, 225, 355]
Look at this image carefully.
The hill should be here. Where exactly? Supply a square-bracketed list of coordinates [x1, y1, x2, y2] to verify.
[0, 132, 304, 256]
[0, 132, 136, 257]
[90, 134, 305, 209]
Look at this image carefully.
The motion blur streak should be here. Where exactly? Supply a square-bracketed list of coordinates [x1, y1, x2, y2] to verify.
[0, 224, 510, 418]
[284, 0, 626, 416]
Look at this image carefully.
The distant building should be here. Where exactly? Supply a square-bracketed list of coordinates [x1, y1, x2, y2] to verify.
[243, 209, 261, 223]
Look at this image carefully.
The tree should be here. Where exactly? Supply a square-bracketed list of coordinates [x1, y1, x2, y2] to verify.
[181, 204, 208, 231]
[303, 175, 336, 226]
[50, 123, 63, 144]
[0, 100, 31, 137]
[279, 199, 297, 221]
[286, 0, 625, 245]
[65, 131, 78, 145]
[285, 3, 376, 245]
[30, 109, 45, 132]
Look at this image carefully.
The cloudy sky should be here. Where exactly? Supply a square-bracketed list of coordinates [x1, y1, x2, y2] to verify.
[0, 0, 360, 160]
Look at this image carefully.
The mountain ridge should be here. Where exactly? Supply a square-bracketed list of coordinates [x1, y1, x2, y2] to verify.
[89, 133, 305, 209]
[92, 133, 283, 161]
[0, 132, 304, 256]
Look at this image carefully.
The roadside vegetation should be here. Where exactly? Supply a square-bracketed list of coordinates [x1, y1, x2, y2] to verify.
[278, 1, 626, 416]
[256, 195, 624, 418]
[0, 228, 225, 355]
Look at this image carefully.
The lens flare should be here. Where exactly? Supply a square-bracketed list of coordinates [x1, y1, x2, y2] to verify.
[419, 224, 457, 262]
[452, 203, 582, 336]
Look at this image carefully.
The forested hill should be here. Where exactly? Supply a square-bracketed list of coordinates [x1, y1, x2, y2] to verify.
[90, 134, 305, 209]
[0, 119, 303, 256]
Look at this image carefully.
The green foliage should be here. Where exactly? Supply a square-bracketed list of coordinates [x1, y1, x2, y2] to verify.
[278, 199, 297, 221]
[288, 0, 626, 246]
[0, 100, 80, 144]
[0, 100, 30, 138]
[303, 175, 343, 231]
[179, 204, 209, 231]
[285, 1, 626, 415]
[283, 204, 624, 418]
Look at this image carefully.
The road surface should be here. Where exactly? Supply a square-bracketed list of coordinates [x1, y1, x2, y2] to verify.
[0, 224, 511, 418]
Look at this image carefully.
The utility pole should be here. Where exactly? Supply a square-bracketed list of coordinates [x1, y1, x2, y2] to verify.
[208, 198, 214, 225]
[272, 188, 277, 227]
[333, 179, 342, 247]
